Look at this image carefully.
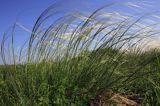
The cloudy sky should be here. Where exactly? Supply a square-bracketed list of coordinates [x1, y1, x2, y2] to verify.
[1, 0, 160, 33]
[0, 0, 160, 64]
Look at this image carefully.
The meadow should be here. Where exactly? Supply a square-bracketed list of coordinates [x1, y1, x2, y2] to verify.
[0, 4, 160, 106]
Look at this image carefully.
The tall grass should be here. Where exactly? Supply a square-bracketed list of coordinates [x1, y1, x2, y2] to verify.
[0, 3, 160, 105]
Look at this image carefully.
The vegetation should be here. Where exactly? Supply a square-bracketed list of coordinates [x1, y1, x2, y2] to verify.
[0, 4, 160, 106]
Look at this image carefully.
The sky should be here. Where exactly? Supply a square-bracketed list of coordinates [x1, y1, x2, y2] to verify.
[1, 0, 160, 33]
[0, 0, 160, 64]
[1, 0, 160, 34]
[0, 0, 54, 32]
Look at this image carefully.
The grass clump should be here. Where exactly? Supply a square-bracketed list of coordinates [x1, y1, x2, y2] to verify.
[1, 3, 160, 105]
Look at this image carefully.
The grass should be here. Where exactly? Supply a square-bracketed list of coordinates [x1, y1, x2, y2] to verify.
[0, 3, 160, 106]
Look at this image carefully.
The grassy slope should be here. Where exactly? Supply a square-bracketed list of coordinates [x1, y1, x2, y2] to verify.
[1, 48, 160, 105]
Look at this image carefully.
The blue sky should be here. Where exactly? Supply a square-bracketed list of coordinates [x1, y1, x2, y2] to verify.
[0, 0, 160, 64]
[0, 0, 160, 34]
[1, 0, 159, 40]
[0, 0, 54, 32]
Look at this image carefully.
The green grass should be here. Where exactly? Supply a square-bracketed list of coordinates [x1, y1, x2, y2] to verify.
[0, 4, 160, 106]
